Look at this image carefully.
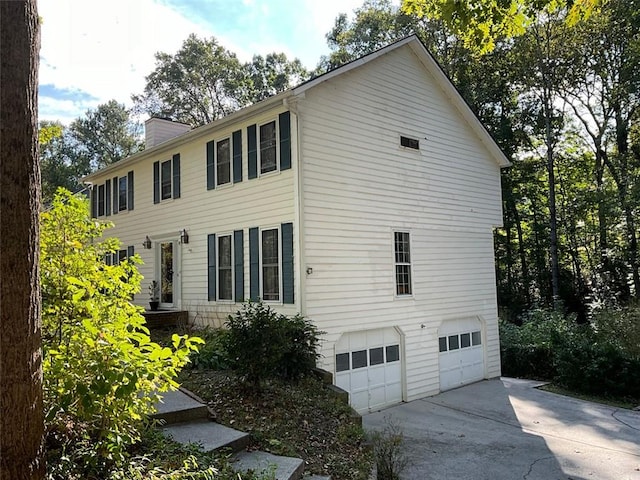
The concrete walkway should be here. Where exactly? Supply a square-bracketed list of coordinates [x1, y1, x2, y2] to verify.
[363, 378, 640, 480]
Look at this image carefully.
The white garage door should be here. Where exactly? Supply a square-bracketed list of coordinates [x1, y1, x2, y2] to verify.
[439, 318, 484, 391]
[335, 328, 403, 413]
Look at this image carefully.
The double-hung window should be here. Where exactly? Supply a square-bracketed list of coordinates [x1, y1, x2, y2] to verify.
[260, 121, 277, 174]
[394, 231, 412, 296]
[161, 159, 172, 200]
[261, 228, 280, 301]
[118, 176, 128, 211]
[218, 234, 233, 300]
[216, 138, 231, 186]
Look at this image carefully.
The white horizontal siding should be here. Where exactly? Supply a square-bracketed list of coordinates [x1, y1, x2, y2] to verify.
[89, 106, 298, 326]
[300, 44, 502, 400]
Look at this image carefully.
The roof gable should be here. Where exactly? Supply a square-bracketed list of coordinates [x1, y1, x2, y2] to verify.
[294, 35, 510, 168]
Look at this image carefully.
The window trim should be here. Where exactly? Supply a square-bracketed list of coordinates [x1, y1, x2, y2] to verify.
[217, 232, 234, 302]
[160, 159, 172, 201]
[258, 119, 279, 176]
[259, 226, 282, 302]
[118, 175, 128, 211]
[215, 136, 232, 187]
[393, 230, 413, 297]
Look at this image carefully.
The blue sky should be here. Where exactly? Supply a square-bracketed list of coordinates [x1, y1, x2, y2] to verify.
[38, 0, 376, 124]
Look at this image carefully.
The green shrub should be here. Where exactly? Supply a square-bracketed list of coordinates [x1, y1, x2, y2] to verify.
[187, 328, 229, 370]
[500, 308, 640, 400]
[223, 301, 322, 387]
[41, 189, 203, 475]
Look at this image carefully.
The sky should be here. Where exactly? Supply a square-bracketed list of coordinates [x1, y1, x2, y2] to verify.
[38, 0, 374, 124]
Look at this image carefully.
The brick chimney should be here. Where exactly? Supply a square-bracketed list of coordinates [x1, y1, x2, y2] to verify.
[145, 118, 190, 148]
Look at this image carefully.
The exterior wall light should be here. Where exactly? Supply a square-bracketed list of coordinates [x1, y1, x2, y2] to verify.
[180, 229, 189, 244]
[143, 236, 152, 249]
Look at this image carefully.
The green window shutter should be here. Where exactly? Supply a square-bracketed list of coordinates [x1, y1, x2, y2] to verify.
[279, 112, 291, 171]
[127, 245, 134, 258]
[206, 140, 215, 190]
[91, 186, 97, 218]
[249, 227, 259, 301]
[281, 222, 294, 304]
[105, 179, 112, 216]
[153, 161, 160, 204]
[234, 229, 244, 302]
[233, 130, 242, 183]
[112, 176, 118, 214]
[172, 154, 181, 198]
[208, 234, 216, 301]
[248, 124, 257, 179]
[128, 170, 134, 210]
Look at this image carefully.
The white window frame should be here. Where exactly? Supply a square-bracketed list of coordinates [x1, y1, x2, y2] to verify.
[260, 226, 282, 302]
[215, 136, 232, 187]
[118, 175, 128, 211]
[393, 230, 413, 297]
[258, 119, 279, 176]
[160, 159, 173, 201]
[217, 232, 234, 302]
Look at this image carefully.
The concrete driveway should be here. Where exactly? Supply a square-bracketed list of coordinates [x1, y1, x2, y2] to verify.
[363, 378, 640, 480]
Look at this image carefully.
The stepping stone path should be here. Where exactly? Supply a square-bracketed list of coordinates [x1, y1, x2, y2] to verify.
[153, 388, 331, 480]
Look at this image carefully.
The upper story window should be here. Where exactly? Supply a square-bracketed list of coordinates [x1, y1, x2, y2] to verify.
[161, 159, 172, 200]
[394, 231, 412, 296]
[91, 171, 134, 218]
[207, 130, 242, 190]
[260, 121, 277, 174]
[118, 176, 128, 211]
[153, 154, 181, 204]
[247, 112, 291, 180]
[216, 138, 231, 186]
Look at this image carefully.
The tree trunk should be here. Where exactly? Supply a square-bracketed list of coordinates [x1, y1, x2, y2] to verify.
[543, 88, 561, 310]
[0, 1, 45, 479]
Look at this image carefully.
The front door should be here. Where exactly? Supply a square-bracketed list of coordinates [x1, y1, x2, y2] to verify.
[159, 240, 175, 308]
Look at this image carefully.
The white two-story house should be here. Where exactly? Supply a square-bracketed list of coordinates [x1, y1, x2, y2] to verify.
[84, 35, 510, 413]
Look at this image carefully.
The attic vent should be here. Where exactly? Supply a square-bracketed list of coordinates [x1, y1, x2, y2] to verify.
[400, 136, 419, 150]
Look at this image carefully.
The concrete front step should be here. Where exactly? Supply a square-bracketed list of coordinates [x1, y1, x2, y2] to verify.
[233, 451, 305, 480]
[152, 389, 209, 424]
[163, 418, 251, 453]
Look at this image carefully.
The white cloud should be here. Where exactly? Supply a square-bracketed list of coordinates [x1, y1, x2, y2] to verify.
[39, 0, 210, 121]
[38, 0, 401, 123]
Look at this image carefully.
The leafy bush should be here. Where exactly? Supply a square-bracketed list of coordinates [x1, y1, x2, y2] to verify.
[500, 308, 640, 399]
[187, 328, 229, 370]
[41, 189, 203, 475]
[223, 301, 322, 387]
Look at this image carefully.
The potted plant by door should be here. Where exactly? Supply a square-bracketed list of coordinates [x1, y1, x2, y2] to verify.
[149, 280, 160, 311]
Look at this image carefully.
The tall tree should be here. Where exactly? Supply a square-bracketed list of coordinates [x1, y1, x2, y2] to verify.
[402, 0, 604, 53]
[133, 34, 249, 127]
[133, 34, 308, 127]
[70, 100, 144, 171]
[0, 0, 45, 478]
[245, 53, 309, 102]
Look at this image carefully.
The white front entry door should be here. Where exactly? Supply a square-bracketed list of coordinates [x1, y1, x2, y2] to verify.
[156, 239, 180, 308]
[335, 328, 403, 413]
[438, 318, 485, 391]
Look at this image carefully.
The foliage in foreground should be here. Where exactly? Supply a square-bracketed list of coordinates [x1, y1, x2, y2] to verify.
[369, 416, 409, 480]
[223, 301, 323, 387]
[41, 189, 203, 477]
[500, 308, 640, 400]
[180, 371, 373, 480]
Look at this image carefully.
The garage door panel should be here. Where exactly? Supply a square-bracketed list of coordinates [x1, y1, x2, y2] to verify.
[439, 318, 484, 391]
[335, 328, 403, 413]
